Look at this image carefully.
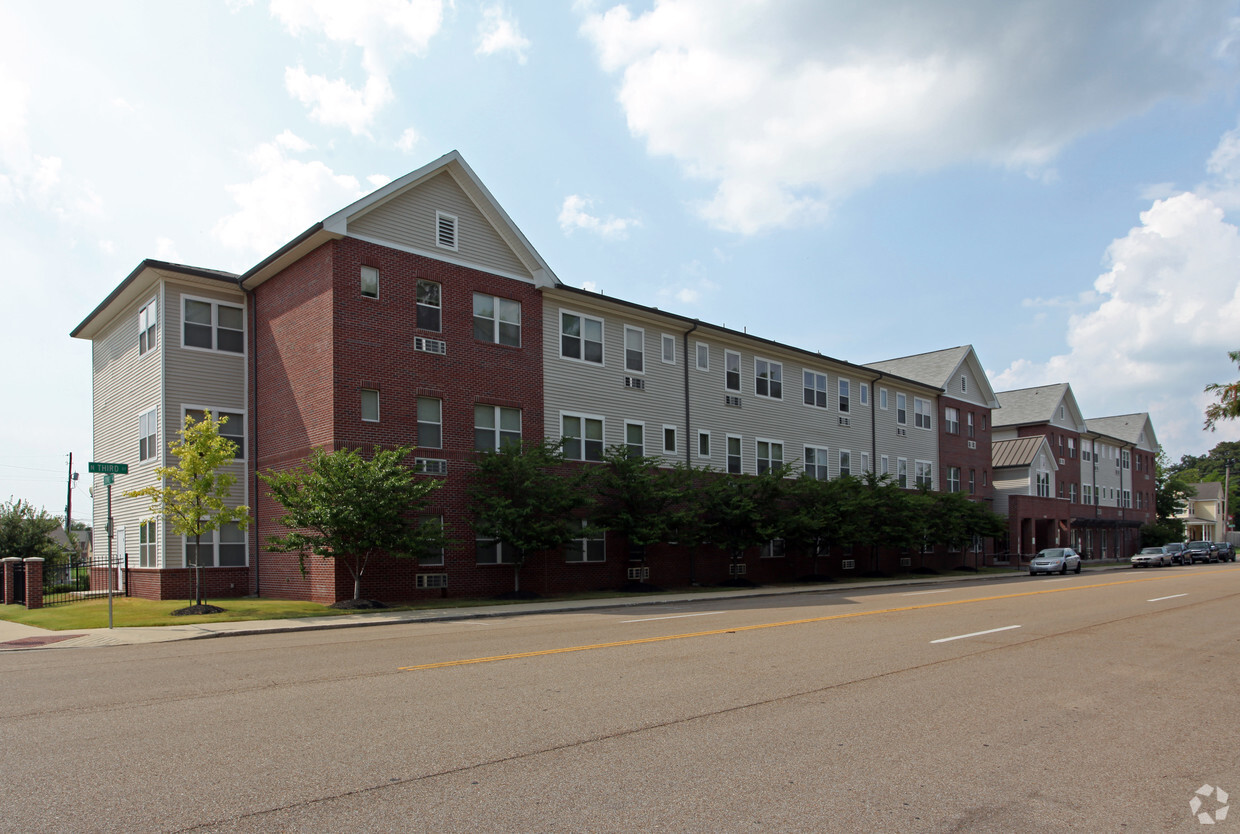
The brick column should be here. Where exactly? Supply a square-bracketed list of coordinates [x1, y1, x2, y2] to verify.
[2, 557, 19, 604]
[24, 558, 44, 610]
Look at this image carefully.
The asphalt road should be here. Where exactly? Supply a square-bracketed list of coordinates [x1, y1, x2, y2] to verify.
[3, 566, 1239, 833]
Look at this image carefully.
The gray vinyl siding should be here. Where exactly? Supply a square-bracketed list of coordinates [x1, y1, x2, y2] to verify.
[873, 384, 939, 484]
[992, 472, 1030, 516]
[952, 361, 992, 409]
[349, 171, 532, 281]
[1080, 440, 1124, 508]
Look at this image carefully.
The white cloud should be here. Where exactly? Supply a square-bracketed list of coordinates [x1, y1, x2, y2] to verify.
[558, 194, 639, 238]
[155, 237, 180, 262]
[396, 127, 421, 153]
[272, 0, 444, 131]
[212, 136, 369, 256]
[476, 5, 531, 64]
[580, 0, 1239, 234]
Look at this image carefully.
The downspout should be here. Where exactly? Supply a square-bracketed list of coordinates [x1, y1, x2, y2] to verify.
[244, 281, 260, 597]
[683, 320, 699, 586]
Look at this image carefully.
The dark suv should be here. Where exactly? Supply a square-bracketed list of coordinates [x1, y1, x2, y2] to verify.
[1214, 542, 1236, 562]
[1164, 542, 1189, 565]
[1186, 541, 1216, 564]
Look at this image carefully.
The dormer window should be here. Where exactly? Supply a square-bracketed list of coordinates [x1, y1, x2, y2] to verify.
[436, 211, 458, 251]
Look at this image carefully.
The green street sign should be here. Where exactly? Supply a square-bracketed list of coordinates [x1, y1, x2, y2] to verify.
[88, 462, 128, 475]
[102, 474, 115, 486]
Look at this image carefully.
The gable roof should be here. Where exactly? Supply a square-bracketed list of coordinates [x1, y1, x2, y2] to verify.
[239, 150, 559, 291]
[70, 260, 240, 340]
[1189, 481, 1224, 501]
[992, 435, 1057, 470]
[866, 345, 1000, 407]
[1085, 413, 1159, 452]
[992, 383, 1086, 431]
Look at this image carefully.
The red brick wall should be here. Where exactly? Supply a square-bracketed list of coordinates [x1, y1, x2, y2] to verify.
[939, 396, 993, 501]
[109, 567, 249, 601]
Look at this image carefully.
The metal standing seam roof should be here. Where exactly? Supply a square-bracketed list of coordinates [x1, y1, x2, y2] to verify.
[991, 436, 1048, 468]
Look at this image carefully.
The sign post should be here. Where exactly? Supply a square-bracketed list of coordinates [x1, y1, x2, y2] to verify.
[89, 463, 128, 629]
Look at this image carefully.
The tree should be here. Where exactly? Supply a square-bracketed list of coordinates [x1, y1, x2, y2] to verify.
[697, 465, 788, 579]
[1143, 449, 1194, 545]
[591, 445, 685, 569]
[1204, 350, 1240, 431]
[779, 474, 847, 577]
[261, 445, 446, 604]
[469, 440, 593, 594]
[127, 411, 249, 612]
[0, 498, 63, 563]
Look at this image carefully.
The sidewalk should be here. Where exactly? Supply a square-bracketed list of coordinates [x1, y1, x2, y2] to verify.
[0, 563, 1133, 651]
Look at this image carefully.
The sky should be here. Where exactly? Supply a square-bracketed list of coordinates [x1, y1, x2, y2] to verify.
[4, 0, 1240, 518]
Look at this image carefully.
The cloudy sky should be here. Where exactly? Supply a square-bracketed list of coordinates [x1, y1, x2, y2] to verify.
[4, 0, 1240, 516]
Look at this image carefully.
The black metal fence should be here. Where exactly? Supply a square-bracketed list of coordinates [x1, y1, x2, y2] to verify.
[39, 552, 122, 607]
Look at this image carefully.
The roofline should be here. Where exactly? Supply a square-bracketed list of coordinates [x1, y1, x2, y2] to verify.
[71, 259, 240, 339]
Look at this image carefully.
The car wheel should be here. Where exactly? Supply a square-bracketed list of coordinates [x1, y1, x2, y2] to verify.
[1060, 564, 1067, 575]
[1074, 563, 1081, 574]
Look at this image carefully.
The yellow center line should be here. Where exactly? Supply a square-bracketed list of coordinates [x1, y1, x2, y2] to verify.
[397, 569, 1222, 671]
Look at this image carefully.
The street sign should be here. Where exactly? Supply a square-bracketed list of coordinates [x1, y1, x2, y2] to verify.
[88, 462, 128, 475]
[102, 474, 115, 486]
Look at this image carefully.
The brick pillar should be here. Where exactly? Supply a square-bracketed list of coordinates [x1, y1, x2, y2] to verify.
[2, 557, 19, 604]
[24, 558, 44, 610]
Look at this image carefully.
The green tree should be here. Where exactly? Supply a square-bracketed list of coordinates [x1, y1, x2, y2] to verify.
[591, 445, 685, 566]
[1143, 449, 1194, 545]
[127, 411, 249, 610]
[469, 440, 593, 594]
[0, 498, 63, 564]
[779, 474, 847, 576]
[261, 445, 446, 604]
[1204, 350, 1240, 431]
[697, 466, 788, 578]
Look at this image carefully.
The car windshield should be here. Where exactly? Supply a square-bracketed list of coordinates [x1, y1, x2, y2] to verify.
[1139, 548, 1162, 554]
[1037, 550, 1065, 558]
[1188, 542, 1210, 550]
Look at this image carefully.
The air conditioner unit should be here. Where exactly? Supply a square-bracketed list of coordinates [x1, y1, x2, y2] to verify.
[728, 563, 747, 576]
[838, 417, 850, 427]
[725, 395, 742, 407]
[414, 337, 447, 355]
[900, 557, 912, 567]
[416, 458, 448, 475]
[897, 428, 907, 437]
[1059, 458, 1066, 465]
[416, 573, 448, 589]
[624, 376, 646, 390]
[967, 440, 976, 450]
[842, 559, 856, 570]
[627, 566, 650, 581]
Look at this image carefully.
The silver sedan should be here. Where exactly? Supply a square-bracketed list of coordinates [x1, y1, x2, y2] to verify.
[1131, 546, 1171, 568]
[1029, 547, 1082, 575]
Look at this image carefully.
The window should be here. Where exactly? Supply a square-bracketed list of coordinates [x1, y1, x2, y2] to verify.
[696, 342, 709, 371]
[916, 461, 933, 488]
[436, 211, 458, 251]
[839, 450, 851, 478]
[760, 539, 786, 559]
[860, 384, 869, 406]
[1123, 489, 1132, 508]
[981, 415, 987, 431]
[945, 407, 959, 435]
[185, 521, 246, 567]
[562, 413, 604, 462]
[417, 398, 442, 449]
[879, 388, 888, 410]
[138, 298, 158, 355]
[476, 537, 518, 564]
[662, 334, 676, 364]
[663, 425, 677, 455]
[804, 371, 828, 408]
[914, 398, 932, 429]
[1069, 483, 1077, 503]
[625, 422, 644, 457]
[755, 359, 782, 399]
[566, 521, 606, 563]
[360, 266, 379, 298]
[756, 439, 783, 474]
[474, 405, 521, 452]
[947, 466, 960, 493]
[805, 446, 829, 481]
[183, 297, 244, 354]
[860, 452, 870, 474]
[1122, 449, 1130, 470]
[969, 469, 976, 494]
[698, 431, 711, 458]
[139, 408, 158, 462]
[139, 520, 158, 568]
[361, 389, 380, 422]
[725, 351, 741, 391]
[897, 458, 908, 488]
[982, 470, 988, 487]
[726, 435, 742, 474]
[896, 393, 907, 425]
[881, 455, 890, 476]
[838, 379, 850, 412]
[474, 293, 521, 346]
[419, 517, 445, 566]
[561, 311, 603, 363]
[1036, 471, 1051, 498]
[416, 280, 441, 331]
[624, 326, 644, 373]
[967, 412, 975, 438]
[185, 409, 245, 459]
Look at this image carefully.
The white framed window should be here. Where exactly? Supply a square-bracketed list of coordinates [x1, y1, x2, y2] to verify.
[760, 538, 786, 559]
[879, 387, 888, 410]
[138, 298, 158, 355]
[839, 449, 851, 478]
[947, 466, 961, 493]
[185, 521, 246, 567]
[436, 210, 459, 251]
[698, 430, 711, 458]
[969, 469, 976, 494]
[183, 296, 244, 354]
[417, 398, 442, 449]
[755, 358, 783, 399]
[914, 397, 932, 429]
[474, 405, 521, 452]
[139, 407, 158, 462]
[566, 520, 605, 563]
[663, 425, 677, 455]
[896, 393, 907, 425]
[756, 439, 783, 474]
[474, 293, 521, 346]
[860, 452, 870, 474]
[185, 408, 245, 459]
[661, 334, 676, 364]
[1036, 471, 1051, 498]
[967, 412, 975, 438]
[560, 311, 604, 364]
[360, 266, 379, 299]
[804, 371, 828, 408]
[725, 350, 741, 392]
[625, 421, 645, 457]
[695, 342, 709, 371]
[916, 460, 933, 488]
[139, 520, 158, 568]
[1123, 489, 1132, 508]
[419, 516, 445, 566]
[476, 537, 518, 565]
[726, 434, 742, 474]
[945, 407, 960, 435]
[838, 379, 850, 413]
[624, 326, 645, 373]
[1068, 437, 1076, 458]
[805, 445, 829, 481]
[416, 280, 441, 331]
[860, 383, 869, 406]
[880, 455, 889, 476]
[897, 458, 908, 488]
[562, 413, 604, 462]
[361, 389, 380, 422]
[1122, 449, 1131, 469]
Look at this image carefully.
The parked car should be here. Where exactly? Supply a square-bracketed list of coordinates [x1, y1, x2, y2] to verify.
[1214, 542, 1236, 562]
[1132, 546, 1171, 568]
[1029, 547, 1082, 575]
[1162, 542, 1189, 565]
[1186, 541, 1216, 564]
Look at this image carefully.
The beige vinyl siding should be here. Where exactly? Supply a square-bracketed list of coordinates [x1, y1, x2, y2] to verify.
[991, 472, 1029, 516]
[349, 171, 532, 281]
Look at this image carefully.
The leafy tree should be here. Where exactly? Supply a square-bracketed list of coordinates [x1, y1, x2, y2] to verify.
[1144, 449, 1195, 545]
[779, 474, 850, 576]
[920, 490, 1006, 565]
[697, 465, 788, 577]
[591, 445, 686, 568]
[848, 474, 917, 573]
[127, 411, 249, 610]
[469, 439, 593, 594]
[1204, 350, 1240, 431]
[261, 445, 446, 603]
[0, 498, 63, 563]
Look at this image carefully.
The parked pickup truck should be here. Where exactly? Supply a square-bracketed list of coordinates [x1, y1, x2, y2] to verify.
[1185, 541, 1216, 564]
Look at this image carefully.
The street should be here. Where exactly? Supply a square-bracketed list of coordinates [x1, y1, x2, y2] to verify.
[2, 566, 1239, 832]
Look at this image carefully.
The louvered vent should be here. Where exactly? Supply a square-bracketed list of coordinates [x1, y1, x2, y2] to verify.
[436, 211, 458, 250]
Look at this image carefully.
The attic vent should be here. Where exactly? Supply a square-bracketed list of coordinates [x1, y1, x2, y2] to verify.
[961, 375, 967, 393]
[415, 337, 447, 355]
[436, 211, 458, 251]
[416, 573, 448, 589]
